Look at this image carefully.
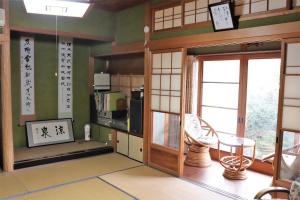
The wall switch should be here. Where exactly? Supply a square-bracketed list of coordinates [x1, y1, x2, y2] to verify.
[108, 133, 112, 141]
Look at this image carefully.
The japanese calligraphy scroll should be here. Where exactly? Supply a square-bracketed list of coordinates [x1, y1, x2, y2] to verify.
[20, 36, 36, 125]
[58, 37, 73, 119]
[26, 119, 74, 147]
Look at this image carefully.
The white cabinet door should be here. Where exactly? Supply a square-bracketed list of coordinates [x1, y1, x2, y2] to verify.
[129, 135, 143, 162]
[117, 131, 128, 156]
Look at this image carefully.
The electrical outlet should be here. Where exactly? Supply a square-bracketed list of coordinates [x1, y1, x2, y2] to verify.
[108, 133, 112, 141]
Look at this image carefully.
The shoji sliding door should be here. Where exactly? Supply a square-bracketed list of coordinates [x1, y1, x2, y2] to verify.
[274, 39, 300, 187]
[148, 49, 186, 176]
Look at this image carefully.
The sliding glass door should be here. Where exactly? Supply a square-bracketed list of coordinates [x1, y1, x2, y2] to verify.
[149, 49, 186, 176]
[198, 53, 281, 165]
[244, 58, 281, 159]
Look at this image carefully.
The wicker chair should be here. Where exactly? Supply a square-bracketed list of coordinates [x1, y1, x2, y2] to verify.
[254, 181, 300, 200]
[184, 114, 218, 167]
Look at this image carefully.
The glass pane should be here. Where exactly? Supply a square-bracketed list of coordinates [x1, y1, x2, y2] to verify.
[279, 131, 300, 182]
[152, 112, 180, 149]
[203, 60, 240, 83]
[202, 83, 239, 109]
[202, 106, 238, 135]
[201, 59, 240, 138]
[245, 58, 280, 159]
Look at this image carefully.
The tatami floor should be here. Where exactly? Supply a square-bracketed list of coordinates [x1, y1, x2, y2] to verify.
[0, 153, 244, 200]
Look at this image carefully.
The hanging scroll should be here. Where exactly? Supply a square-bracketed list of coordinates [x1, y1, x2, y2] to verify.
[20, 36, 35, 116]
[58, 37, 73, 119]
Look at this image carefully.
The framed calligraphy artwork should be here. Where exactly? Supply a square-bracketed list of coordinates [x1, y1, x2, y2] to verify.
[58, 37, 73, 119]
[20, 36, 35, 116]
[208, 1, 237, 32]
[26, 119, 74, 147]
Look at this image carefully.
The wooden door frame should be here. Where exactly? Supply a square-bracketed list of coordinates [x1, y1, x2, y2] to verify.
[147, 48, 187, 176]
[273, 38, 300, 188]
[196, 52, 281, 175]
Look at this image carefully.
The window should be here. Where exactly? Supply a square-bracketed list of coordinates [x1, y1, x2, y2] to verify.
[153, 5, 182, 31]
[198, 53, 281, 161]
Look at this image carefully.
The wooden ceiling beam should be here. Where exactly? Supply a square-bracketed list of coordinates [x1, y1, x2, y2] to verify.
[10, 25, 114, 42]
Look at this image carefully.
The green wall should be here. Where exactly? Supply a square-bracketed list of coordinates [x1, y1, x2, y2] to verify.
[10, 0, 115, 38]
[11, 34, 90, 147]
[115, 4, 145, 44]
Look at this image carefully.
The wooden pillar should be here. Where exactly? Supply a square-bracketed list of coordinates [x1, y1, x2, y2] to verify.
[1, 42, 14, 172]
[1, 0, 14, 172]
[143, 1, 151, 164]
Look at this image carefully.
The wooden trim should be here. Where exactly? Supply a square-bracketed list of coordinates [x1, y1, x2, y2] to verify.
[195, 50, 281, 57]
[150, 143, 179, 155]
[88, 57, 95, 95]
[94, 42, 145, 58]
[148, 160, 178, 176]
[149, 21, 300, 50]
[239, 7, 300, 21]
[143, 48, 151, 164]
[10, 25, 114, 42]
[151, 1, 182, 11]
[178, 48, 187, 176]
[1, 0, 14, 172]
[111, 129, 117, 153]
[185, 56, 194, 113]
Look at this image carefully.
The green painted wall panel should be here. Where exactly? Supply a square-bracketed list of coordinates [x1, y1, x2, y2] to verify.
[90, 42, 113, 56]
[10, 0, 115, 38]
[11, 34, 90, 147]
[115, 4, 145, 44]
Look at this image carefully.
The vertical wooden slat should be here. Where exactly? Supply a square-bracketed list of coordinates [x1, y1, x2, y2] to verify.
[144, 48, 151, 164]
[1, 0, 14, 172]
[178, 48, 187, 176]
[144, 2, 151, 163]
[88, 57, 95, 95]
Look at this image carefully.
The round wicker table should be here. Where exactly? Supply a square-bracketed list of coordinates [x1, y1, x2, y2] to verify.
[218, 135, 256, 180]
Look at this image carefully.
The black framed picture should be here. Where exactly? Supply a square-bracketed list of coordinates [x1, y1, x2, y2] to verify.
[26, 118, 74, 147]
[209, 1, 237, 32]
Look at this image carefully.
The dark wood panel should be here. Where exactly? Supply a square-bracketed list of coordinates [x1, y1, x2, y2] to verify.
[150, 147, 178, 172]
[104, 54, 144, 75]
[93, 0, 147, 11]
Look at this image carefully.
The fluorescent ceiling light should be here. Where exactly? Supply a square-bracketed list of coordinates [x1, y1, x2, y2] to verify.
[23, 0, 91, 18]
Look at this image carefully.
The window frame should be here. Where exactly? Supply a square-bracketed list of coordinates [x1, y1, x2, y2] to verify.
[196, 52, 281, 175]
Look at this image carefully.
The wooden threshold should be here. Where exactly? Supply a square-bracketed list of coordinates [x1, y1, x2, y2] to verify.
[14, 146, 113, 169]
[10, 25, 114, 42]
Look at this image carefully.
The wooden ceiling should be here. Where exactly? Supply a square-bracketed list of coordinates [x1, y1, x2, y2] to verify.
[92, 0, 147, 11]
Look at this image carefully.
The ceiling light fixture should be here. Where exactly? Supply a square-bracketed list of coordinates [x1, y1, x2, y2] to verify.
[23, 0, 91, 18]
